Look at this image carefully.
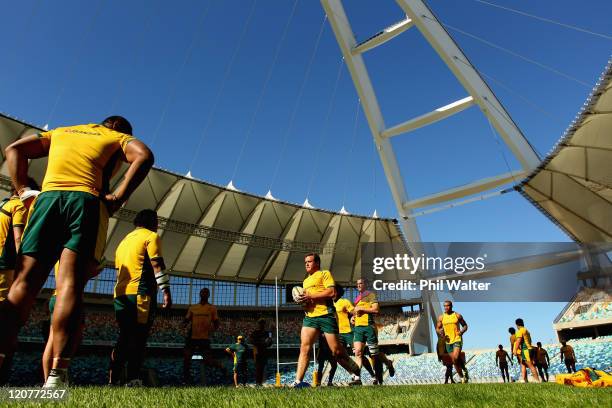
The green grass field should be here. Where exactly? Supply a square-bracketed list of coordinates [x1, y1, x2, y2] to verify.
[6, 383, 611, 408]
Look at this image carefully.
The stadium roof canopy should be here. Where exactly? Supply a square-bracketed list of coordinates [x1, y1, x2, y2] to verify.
[0, 113, 407, 284]
[518, 60, 612, 243]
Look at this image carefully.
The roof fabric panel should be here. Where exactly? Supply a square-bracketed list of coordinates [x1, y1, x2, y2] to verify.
[0, 113, 405, 284]
[519, 60, 612, 243]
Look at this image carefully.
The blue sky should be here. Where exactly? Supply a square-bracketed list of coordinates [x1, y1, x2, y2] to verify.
[1, 0, 610, 349]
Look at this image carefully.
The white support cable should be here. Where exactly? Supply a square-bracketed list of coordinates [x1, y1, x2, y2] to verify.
[231, 0, 301, 182]
[46, 0, 107, 126]
[469, 0, 612, 41]
[267, 12, 329, 192]
[2, 0, 43, 90]
[188, 0, 258, 172]
[480, 94, 542, 159]
[454, 57, 566, 126]
[149, 0, 214, 148]
[432, 17, 592, 88]
[340, 98, 362, 207]
[108, 0, 159, 115]
[305, 58, 345, 199]
[405, 188, 510, 219]
[486, 116, 519, 185]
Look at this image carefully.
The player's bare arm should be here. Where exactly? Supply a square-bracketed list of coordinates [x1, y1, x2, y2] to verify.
[457, 313, 468, 334]
[5, 135, 50, 192]
[12, 225, 24, 252]
[514, 337, 523, 356]
[183, 308, 192, 327]
[104, 140, 154, 214]
[436, 315, 444, 336]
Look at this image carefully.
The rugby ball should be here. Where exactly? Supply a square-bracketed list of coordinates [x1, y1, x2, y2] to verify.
[292, 286, 305, 303]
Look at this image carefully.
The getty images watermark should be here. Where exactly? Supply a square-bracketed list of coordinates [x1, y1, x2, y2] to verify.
[361, 242, 612, 302]
[371, 252, 491, 291]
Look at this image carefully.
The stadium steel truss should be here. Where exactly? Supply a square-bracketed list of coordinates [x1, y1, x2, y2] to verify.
[320, 0, 611, 337]
[0, 1, 610, 353]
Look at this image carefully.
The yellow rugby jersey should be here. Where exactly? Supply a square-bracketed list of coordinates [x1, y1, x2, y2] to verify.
[303, 269, 335, 317]
[0, 197, 27, 267]
[442, 312, 462, 344]
[510, 334, 517, 355]
[114, 227, 163, 297]
[187, 303, 218, 340]
[354, 291, 378, 327]
[39, 124, 135, 196]
[334, 298, 354, 334]
[515, 326, 533, 350]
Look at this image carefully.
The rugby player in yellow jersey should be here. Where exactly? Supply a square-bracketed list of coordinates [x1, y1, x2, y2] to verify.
[292, 253, 361, 388]
[436, 300, 468, 383]
[508, 327, 517, 364]
[333, 285, 375, 381]
[0, 181, 38, 384]
[183, 287, 225, 384]
[513, 318, 540, 382]
[0, 181, 39, 303]
[110, 209, 171, 386]
[0, 116, 154, 387]
[353, 278, 395, 384]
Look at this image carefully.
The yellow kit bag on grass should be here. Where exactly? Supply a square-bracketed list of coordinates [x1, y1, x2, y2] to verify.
[556, 367, 612, 388]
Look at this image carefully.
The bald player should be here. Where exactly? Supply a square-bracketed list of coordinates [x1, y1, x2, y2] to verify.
[437, 300, 468, 383]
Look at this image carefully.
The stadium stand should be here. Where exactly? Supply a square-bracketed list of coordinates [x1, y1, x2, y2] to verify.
[18, 302, 305, 347]
[8, 290, 610, 386]
[9, 318, 612, 386]
[557, 287, 611, 323]
[554, 286, 612, 341]
[381, 337, 612, 384]
[376, 312, 420, 344]
[19, 300, 417, 349]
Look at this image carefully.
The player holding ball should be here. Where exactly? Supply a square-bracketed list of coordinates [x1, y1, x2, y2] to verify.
[291, 253, 361, 388]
